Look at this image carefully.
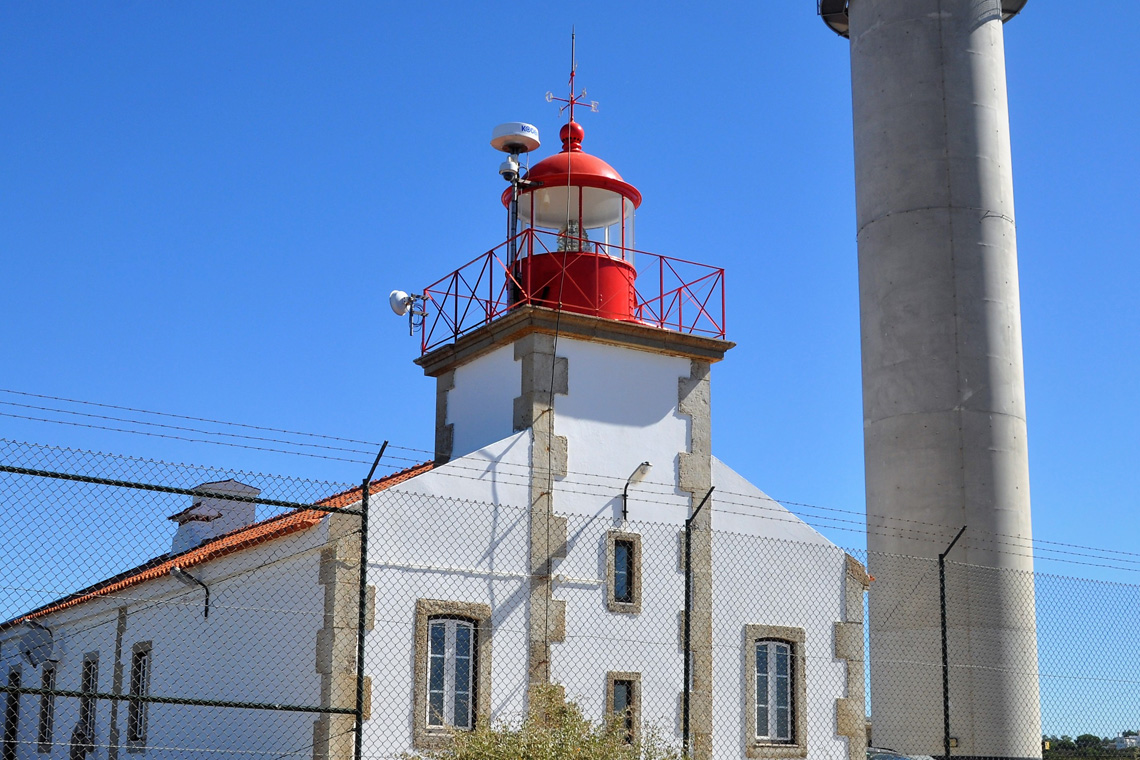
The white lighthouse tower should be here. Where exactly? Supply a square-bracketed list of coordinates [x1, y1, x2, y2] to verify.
[820, 1, 1041, 758]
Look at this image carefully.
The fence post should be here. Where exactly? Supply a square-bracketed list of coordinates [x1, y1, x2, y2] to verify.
[355, 444, 386, 760]
[683, 487, 715, 756]
[940, 525, 966, 760]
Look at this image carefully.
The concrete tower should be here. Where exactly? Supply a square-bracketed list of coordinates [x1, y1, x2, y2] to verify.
[821, 1, 1041, 757]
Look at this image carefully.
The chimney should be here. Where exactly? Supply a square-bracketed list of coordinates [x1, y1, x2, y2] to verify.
[168, 479, 261, 555]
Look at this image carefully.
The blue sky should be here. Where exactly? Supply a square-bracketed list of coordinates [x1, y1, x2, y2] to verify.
[1, 3, 1137, 583]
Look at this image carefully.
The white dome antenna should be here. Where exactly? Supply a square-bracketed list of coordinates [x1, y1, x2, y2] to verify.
[493, 123, 540, 266]
[389, 290, 427, 336]
[490, 122, 540, 154]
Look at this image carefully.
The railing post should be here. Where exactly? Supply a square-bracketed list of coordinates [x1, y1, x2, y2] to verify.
[720, 270, 726, 339]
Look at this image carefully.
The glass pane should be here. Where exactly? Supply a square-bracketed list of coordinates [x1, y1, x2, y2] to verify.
[454, 691, 470, 729]
[455, 624, 471, 659]
[428, 689, 445, 727]
[455, 655, 470, 697]
[776, 646, 788, 677]
[614, 681, 630, 714]
[776, 707, 789, 740]
[615, 542, 631, 603]
[521, 186, 625, 230]
[757, 648, 769, 740]
[429, 622, 446, 656]
[429, 654, 444, 691]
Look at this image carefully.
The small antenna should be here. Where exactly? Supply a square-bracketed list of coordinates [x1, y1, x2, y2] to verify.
[545, 28, 599, 124]
[389, 290, 427, 336]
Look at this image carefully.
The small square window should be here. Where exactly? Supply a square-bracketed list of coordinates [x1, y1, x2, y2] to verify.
[606, 671, 641, 745]
[606, 532, 641, 614]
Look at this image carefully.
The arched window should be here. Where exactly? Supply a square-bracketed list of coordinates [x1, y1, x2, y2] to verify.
[754, 639, 793, 743]
[426, 617, 476, 730]
[744, 624, 805, 756]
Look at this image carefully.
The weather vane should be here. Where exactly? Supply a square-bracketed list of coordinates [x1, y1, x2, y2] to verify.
[545, 29, 598, 125]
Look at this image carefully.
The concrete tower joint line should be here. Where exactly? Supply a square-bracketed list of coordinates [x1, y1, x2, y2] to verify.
[829, 0, 1041, 757]
[678, 360, 714, 760]
[513, 333, 569, 690]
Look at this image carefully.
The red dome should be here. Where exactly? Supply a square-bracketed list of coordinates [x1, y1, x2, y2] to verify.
[501, 121, 642, 208]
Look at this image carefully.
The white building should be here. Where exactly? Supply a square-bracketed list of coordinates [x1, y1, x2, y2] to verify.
[2, 113, 869, 760]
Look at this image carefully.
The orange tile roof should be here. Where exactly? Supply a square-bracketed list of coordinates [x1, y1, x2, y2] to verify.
[1, 460, 433, 630]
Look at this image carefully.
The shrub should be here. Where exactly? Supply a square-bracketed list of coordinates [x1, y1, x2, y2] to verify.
[409, 684, 685, 760]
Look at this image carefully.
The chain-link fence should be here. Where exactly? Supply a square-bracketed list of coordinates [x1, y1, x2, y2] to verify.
[0, 439, 370, 759]
[3, 438, 1139, 760]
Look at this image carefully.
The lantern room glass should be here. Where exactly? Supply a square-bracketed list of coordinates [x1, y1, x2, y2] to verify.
[518, 186, 635, 263]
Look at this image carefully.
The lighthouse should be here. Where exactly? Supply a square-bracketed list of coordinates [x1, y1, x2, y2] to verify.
[403, 62, 733, 758]
[820, 1, 1041, 757]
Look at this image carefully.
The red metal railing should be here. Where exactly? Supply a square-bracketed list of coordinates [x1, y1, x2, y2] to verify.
[420, 229, 726, 354]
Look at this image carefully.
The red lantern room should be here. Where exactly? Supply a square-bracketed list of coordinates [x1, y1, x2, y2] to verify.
[412, 63, 726, 356]
[502, 120, 642, 321]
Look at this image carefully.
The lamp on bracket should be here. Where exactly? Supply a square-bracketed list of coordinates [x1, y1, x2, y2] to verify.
[622, 461, 653, 522]
[170, 566, 210, 619]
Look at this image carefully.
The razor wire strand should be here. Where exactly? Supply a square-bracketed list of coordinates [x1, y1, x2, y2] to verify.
[3, 437, 1138, 574]
[6, 401, 1138, 568]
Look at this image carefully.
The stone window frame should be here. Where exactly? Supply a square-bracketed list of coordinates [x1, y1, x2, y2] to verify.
[605, 671, 641, 745]
[606, 531, 642, 614]
[79, 652, 99, 749]
[744, 625, 807, 759]
[413, 599, 492, 750]
[37, 662, 55, 753]
[126, 641, 153, 753]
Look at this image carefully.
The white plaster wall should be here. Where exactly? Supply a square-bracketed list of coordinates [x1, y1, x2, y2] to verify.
[710, 531, 849, 760]
[1, 608, 119, 760]
[551, 511, 685, 735]
[361, 434, 534, 756]
[553, 337, 692, 521]
[447, 343, 520, 460]
[0, 528, 328, 760]
[391, 431, 532, 509]
[711, 458, 834, 546]
[550, 511, 850, 760]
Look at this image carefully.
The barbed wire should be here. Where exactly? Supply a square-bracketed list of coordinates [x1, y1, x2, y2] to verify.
[0, 388, 425, 453]
[5, 395, 1136, 569]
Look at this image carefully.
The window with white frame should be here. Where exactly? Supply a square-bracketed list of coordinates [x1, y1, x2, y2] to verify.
[127, 642, 152, 748]
[426, 618, 475, 730]
[79, 654, 98, 747]
[38, 663, 55, 752]
[744, 624, 805, 758]
[606, 531, 642, 614]
[754, 640, 793, 742]
[413, 599, 491, 750]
